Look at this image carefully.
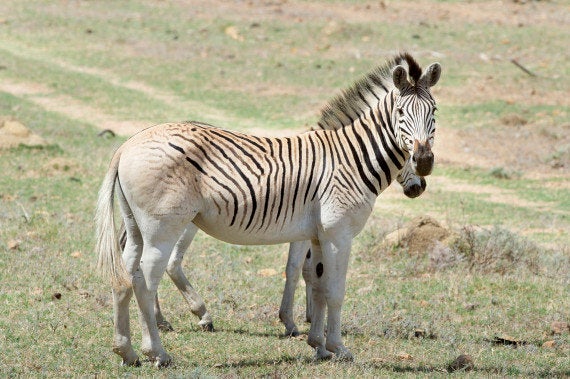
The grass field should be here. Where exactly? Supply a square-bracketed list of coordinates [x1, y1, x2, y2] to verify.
[0, 0, 569, 377]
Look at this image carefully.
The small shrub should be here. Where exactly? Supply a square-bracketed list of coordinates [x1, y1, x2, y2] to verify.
[452, 226, 540, 275]
[489, 167, 520, 180]
[428, 241, 463, 272]
[544, 145, 569, 169]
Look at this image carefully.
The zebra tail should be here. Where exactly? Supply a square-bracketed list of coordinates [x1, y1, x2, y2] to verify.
[95, 147, 132, 290]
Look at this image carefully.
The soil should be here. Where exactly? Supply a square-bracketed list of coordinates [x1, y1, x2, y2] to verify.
[383, 216, 455, 254]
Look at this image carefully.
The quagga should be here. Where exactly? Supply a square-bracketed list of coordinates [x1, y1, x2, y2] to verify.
[123, 157, 427, 335]
[96, 52, 441, 366]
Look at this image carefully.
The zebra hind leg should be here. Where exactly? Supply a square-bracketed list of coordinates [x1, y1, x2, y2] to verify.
[153, 292, 174, 332]
[120, 224, 177, 333]
[123, 223, 213, 332]
[112, 286, 140, 366]
[132, 216, 190, 367]
[112, 192, 144, 366]
[165, 224, 214, 332]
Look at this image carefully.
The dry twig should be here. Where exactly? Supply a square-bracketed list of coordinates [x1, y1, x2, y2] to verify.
[510, 59, 536, 77]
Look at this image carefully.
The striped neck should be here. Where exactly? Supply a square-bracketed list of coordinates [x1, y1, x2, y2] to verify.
[327, 90, 407, 197]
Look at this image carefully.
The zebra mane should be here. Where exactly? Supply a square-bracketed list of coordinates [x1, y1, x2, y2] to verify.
[317, 52, 422, 131]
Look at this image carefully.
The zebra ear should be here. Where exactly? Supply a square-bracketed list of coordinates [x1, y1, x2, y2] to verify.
[420, 62, 441, 87]
[392, 65, 409, 91]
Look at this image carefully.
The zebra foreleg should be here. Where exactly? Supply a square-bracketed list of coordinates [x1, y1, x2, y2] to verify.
[302, 248, 313, 324]
[309, 236, 353, 361]
[279, 240, 311, 336]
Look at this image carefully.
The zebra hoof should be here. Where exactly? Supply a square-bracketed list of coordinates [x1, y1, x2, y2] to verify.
[199, 322, 214, 332]
[153, 353, 172, 368]
[157, 320, 174, 332]
[284, 326, 300, 338]
[314, 346, 333, 361]
[121, 357, 141, 367]
[333, 347, 354, 362]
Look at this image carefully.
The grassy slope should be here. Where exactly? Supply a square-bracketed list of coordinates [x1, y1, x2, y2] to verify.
[0, 1, 568, 377]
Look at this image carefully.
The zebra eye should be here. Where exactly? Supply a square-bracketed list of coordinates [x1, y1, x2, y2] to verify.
[397, 108, 404, 117]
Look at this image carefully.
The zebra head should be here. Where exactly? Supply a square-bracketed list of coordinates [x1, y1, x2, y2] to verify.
[397, 160, 427, 198]
[392, 58, 441, 177]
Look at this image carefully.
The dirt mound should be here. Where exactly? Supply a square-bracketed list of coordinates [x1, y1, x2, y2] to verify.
[0, 118, 47, 149]
[384, 216, 455, 253]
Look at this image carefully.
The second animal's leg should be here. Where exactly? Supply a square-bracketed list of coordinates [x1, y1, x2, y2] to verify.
[302, 247, 313, 323]
[279, 240, 311, 336]
[306, 240, 332, 360]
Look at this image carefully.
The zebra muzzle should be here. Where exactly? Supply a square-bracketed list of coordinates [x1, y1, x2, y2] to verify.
[412, 140, 434, 176]
[403, 177, 427, 199]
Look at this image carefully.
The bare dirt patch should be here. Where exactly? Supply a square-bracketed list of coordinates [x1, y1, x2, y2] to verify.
[0, 80, 151, 137]
[174, 0, 567, 28]
[434, 121, 570, 179]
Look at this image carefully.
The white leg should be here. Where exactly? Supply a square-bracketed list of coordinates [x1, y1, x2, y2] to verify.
[306, 240, 333, 360]
[111, 189, 143, 366]
[165, 224, 214, 331]
[301, 247, 313, 323]
[122, 223, 212, 332]
[307, 235, 353, 361]
[321, 237, 353, 360]
[154, 292, 174, 332]
[133, 217, 188, 367]
[112, 286, 140, 366]
[132, 267, 171, 367]
[279, 240, 311, 336]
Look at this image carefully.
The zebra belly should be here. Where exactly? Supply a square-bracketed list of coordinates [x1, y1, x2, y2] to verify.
[192, 212, 317, 246]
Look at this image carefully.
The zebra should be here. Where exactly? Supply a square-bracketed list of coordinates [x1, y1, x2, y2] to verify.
[279, 162, 426, 337]
[96, 52, 441, 366]
[121, 157, 427, 335]
[278, 106, 428, 337]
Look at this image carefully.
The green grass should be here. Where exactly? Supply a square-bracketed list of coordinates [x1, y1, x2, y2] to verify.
[1, 0, 569, 377]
